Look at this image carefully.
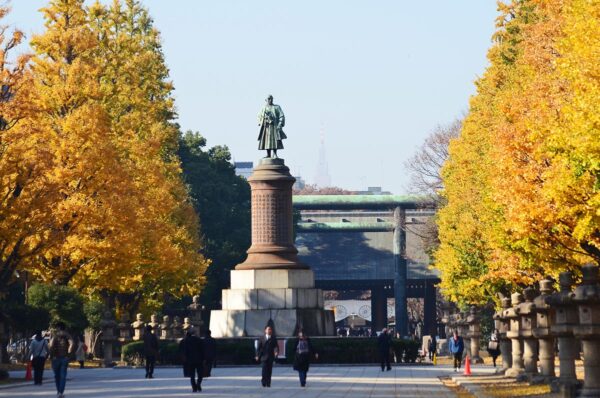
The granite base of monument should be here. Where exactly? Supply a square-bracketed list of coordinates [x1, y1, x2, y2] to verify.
[210, 269, 335, 337]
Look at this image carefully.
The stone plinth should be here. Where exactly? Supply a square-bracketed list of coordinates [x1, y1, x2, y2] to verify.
[210, 158, 334, 337]
[573, 264, 600, 398]
[493, 296, 513, 373]
[532, 279, 555, 383]
[546, 271, 579, 394]
[505, 292, 525, 378]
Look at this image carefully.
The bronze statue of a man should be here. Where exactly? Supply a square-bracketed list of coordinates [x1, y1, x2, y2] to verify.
[258, 95, 286, 158]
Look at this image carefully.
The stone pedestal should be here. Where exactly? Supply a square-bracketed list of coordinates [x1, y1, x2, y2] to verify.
[210, 158, 334, 337]
[493, 296, 513, 373]
[520, 288, 539, 378]
[467, 306, 483, 363]
[573, 264, 600, 398]
[532, 279, 555, 383]
[547, 271, 579, 394]
[505, 292, 525, 378]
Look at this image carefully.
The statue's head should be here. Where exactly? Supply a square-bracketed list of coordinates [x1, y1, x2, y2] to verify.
[266, 95, 273, 105]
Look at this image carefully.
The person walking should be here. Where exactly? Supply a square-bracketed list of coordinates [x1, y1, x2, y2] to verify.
[377, 328, 392, 371]
[487, 330, 501, 368]
[449, 330, 465, 372]
[202, 329, 217, 378]
[255, 325, 278, 387]
[74, 336, 87, 369]
[49, 322, 73, 398]
[179, 329, 204, 392]
[28, 330, 49, 385]
[292, 330, 318, 387]
[143, 325, 159, 379]
[428, 336, 437, 362]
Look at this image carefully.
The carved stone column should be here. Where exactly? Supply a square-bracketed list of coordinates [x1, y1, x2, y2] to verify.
[493, 296, 512, 373]
[505, 292, 525, 377]
[573, 264, 600, 398]
[546, 271, 579, 395]
[532, 279, 555, 382]
[187, 295, 204, 332]
[100, 312, 117, 367]
[520, 288, 539, 378]
[467, 306, 483, 363]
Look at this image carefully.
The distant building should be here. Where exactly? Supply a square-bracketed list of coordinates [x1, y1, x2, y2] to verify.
[234, 161, 253, 179]
[293, 176, 306, 191]
[354, 187, 392, 195]
[314, 130, 331, 187]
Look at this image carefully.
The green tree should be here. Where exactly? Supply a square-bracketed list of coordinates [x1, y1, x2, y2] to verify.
[28, 283, 87, 333]
[178, 131, 251, 309]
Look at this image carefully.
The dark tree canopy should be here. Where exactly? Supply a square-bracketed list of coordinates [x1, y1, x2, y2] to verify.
[178, 131, 251, 309]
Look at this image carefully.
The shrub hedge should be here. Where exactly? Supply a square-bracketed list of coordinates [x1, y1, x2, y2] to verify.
[121, 337, 419, 366]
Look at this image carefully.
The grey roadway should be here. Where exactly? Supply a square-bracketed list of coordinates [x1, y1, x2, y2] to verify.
[1, 365, 495, 398]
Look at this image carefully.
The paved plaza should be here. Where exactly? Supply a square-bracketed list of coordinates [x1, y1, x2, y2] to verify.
[0, 365, 495, 398]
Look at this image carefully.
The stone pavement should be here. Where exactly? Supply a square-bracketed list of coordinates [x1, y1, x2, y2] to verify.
[0, 364, 496, 398]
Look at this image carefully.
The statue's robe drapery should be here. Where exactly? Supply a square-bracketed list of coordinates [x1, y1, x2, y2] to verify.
[258, 104, 286, 150]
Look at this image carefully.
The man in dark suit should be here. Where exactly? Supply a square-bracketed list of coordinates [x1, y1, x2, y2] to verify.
[255, 325, 279, 387]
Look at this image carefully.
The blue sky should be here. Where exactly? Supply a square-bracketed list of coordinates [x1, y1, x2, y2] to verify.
[8, 1, 498, 193]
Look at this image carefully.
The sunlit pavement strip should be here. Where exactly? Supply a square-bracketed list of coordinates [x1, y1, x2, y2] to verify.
[0, 365, 496, 397]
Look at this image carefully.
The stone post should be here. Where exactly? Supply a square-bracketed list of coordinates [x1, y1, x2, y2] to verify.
[505, 292, 525, 377]
[493, 296, 512, 373]
[100, 312, 117, 367]
[546, 271, 579, 395]
[519, 287, 539, 378]
[458, 312, 471, 358]
[573, 264, 600, 398]
[160, 316, 172, 340]
[131, 313, 145, 341]
[187, 295, 204, 332]
[172, 316, 184, 339]
[532, 278, 555, 383]
[467, 306, 483, 363]
[117, 313, 131, 342]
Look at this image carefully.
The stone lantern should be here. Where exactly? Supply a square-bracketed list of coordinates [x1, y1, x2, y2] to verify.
[160, 315, 172, 340]
[467, 306, 483, 363]
[148, 314, 160, 335]
[573, 264, 600, 398]
[504, 292, 525, 377]
[519, 287, 539, 377]
[546, 271, 579, 394]
[187, 295, 204, 332]
[493, 296, 513, 373]
[131, 313, 145, 341]
[117, 313, 131, 342]
[532, 278, 555, 382]
[100, 311, 117, 367]
[456, 311, 471, 358]
[183, 317, 193, 334]
[172, 316, 184, 339]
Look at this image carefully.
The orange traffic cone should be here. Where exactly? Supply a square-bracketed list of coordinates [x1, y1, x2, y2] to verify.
[25, 361, 32, 381]
[463, 355, 472, 376]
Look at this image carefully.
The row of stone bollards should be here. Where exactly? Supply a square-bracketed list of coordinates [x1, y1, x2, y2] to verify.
[494, 264, 600, 397]
[99, 295, 205, 367]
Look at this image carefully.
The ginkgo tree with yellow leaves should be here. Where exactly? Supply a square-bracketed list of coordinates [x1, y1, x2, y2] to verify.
[435, 0, 600, 306]
[0, 0, 208, 314]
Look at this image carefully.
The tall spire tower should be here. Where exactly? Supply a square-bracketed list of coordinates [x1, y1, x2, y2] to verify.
[314, 127, 331, 187]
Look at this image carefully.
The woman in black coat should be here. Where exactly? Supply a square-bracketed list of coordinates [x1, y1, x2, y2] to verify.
[292, 331, 318, 387]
